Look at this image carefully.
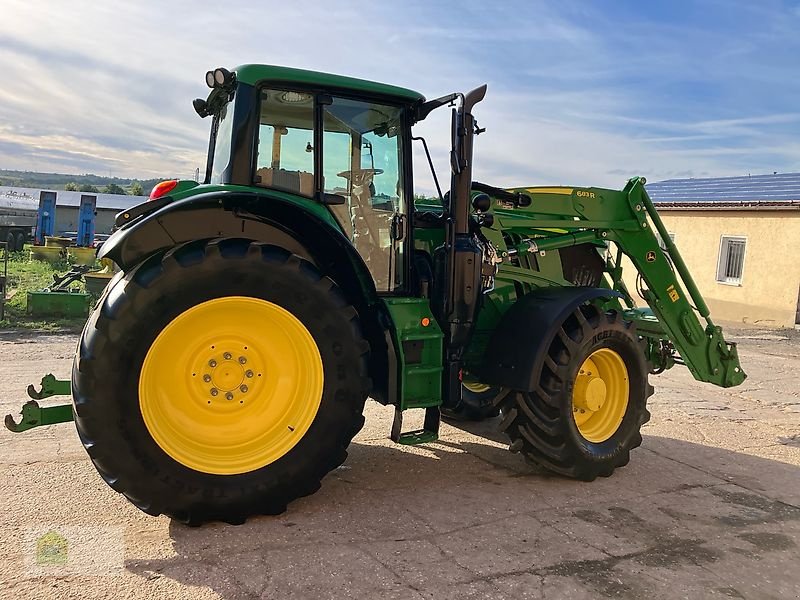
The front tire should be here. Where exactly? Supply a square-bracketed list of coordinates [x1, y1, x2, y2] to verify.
[73, 239, 370, 524]
[496, 304, 652, 480]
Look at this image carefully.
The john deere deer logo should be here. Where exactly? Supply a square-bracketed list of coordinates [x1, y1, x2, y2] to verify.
[36, 530, 68, 566]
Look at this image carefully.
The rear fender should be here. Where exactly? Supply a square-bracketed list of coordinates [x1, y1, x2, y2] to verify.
[103, 192, 325, 267]
[477, 287, 623, 391]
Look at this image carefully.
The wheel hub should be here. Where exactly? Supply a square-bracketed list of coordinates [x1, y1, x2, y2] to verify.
[193, 346, 259, 405]
[211, 360, 245, 391]
[572, 349, 630, 443]
[573, 372, 607, 412]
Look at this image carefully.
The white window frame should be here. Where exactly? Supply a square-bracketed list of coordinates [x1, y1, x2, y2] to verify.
[715, 235, 747, 286]
[656, 231, 676, 250]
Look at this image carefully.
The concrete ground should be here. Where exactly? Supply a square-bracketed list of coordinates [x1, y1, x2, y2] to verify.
[0, 326, 799, 599]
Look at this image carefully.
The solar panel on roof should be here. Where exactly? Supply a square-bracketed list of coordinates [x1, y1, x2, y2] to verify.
[646, 172, 800, 203]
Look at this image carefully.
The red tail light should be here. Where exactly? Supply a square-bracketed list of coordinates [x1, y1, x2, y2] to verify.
[149, 180, 178, 200]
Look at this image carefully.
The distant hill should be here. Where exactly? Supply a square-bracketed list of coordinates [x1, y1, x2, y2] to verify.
[0, 169, 166, 194]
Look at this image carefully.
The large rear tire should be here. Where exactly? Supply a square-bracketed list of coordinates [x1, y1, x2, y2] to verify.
[14, 232, 25, 253]
[73, 239, 370, 524]
[496, 304, 652, 480]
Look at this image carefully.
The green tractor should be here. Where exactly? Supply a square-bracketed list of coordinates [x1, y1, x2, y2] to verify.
[6, 65, 745, 524]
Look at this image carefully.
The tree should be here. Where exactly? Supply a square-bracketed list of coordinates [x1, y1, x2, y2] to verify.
[129, 181, 144, 196]
[79, 184, 99, 193]
[414, 193, 441, 204]
[103, 183, 127, 195]
[64, 182, 79, 191]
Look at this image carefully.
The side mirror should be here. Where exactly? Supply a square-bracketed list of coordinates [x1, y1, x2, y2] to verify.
[472, 193, 491, 212]
[193, 98, 210, 118]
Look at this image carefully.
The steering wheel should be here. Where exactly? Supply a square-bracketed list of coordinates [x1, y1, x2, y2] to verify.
[337, 168, 384, 187]
[337, 168, 392, 268]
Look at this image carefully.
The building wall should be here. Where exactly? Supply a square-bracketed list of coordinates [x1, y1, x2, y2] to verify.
[621, 209, 800, 328]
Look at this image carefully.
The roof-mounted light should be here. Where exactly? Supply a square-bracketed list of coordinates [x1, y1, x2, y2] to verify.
[278, 91, 312, 105]
[205, 67, 234, 89]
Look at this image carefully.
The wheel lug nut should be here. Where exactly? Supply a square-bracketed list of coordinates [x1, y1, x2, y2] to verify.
[223, 352, 232, 360]
[240, 385, 248, 393]
[225, 392, 234, 401]
[203, 374, 211, 383]
[210, 388, 218, 396]
[239, 356, 247, 364]
[209, 359, 217, 367]
[245, 370, 253, 378]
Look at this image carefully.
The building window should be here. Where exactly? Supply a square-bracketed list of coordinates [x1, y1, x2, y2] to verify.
[656, 231, 675, 250]
[716, 236, 746, 285]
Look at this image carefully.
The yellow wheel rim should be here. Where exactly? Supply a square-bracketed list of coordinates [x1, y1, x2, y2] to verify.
[572, 348, 629, 443]
[139, 296, 324, 475]
[462, 381, 492, 394]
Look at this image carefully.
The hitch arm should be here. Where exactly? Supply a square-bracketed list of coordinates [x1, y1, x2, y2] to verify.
[5, 401, 74, 433]
[27, 374, 71, 400]
[5, 374, 74, 433]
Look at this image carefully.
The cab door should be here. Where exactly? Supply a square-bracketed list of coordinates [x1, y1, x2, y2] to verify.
[321, 96, 407, 293]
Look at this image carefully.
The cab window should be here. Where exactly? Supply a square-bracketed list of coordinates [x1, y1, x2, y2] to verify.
[253, 89, 315, 196]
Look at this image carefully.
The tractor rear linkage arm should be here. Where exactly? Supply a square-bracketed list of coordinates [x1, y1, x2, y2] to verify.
[4, 374, 73, 433]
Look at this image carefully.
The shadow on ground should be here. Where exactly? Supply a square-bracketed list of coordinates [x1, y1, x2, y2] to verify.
[125, 433, 800, 599]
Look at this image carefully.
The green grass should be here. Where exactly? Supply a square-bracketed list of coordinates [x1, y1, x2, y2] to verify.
[0, 247, 91, 332]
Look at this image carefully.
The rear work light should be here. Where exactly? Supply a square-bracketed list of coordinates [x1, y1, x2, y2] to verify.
[149, 180, 178, 200]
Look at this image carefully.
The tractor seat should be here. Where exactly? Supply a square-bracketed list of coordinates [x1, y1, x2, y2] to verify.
[255, 167, 314, 196]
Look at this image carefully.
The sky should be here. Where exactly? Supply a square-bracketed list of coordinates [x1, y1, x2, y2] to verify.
[1, 0, 799, 192]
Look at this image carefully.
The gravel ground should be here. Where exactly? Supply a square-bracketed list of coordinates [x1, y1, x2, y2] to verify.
[0, 325, 798, 599]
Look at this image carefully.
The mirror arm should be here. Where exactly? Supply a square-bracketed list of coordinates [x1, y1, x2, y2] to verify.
[414, 92, 459, 122]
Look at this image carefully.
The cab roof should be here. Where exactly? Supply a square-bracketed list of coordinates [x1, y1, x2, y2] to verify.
[234, 64, 425, 104]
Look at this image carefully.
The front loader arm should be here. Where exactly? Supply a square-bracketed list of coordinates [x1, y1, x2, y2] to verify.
[493, 177, 746, 388]
[609, 178, 745, 388]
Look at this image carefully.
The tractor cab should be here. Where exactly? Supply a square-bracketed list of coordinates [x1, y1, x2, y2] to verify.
[197, 65, 423, 292]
